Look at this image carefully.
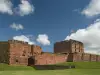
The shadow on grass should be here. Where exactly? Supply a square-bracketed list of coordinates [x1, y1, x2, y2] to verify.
[33, 65, 75, 70]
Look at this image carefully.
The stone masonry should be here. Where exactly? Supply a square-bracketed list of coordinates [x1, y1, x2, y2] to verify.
[0, 39, 100, 66]
[54, 39, 84, 53]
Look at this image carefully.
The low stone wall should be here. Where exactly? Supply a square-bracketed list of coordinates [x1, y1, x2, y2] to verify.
[73, 53, 83, 62]
[96, 55, 100, 62]
[82, 53, 90, 61]
[34, 53, 68, 65]
[67, 53, 73, 62]
[68, 53, 100, 62]
[90, 54, 96, 61]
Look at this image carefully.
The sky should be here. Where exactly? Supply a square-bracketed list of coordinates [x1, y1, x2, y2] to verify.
[1, 0, 100, 54]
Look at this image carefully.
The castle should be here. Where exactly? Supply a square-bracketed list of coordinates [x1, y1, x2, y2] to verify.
[0, 39, 100, 66]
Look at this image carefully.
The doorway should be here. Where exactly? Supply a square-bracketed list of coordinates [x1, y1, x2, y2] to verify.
[28, 56, 35, 66]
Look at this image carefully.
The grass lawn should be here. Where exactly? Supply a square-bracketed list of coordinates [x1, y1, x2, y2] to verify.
[0, 62, 100, 75]
[0, 69, 100, 75]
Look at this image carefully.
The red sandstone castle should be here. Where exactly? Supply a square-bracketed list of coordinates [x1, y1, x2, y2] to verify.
[0, 39, 100, 66]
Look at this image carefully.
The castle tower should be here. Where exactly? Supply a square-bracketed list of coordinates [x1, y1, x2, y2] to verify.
[54, 39, 84, 54]
[0, 40, 42, 65]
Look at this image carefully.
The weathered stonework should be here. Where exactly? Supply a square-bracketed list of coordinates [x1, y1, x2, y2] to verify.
[34, 53, 68, 65]
[8, 40, 32, 65]
[0, 39, 100, 66]
[96, 55, 100, 62]
[54, 39, 84, 53]
[31, 45, 42, 56]
[0, 41, 9, 64]
[90, 54, 97, 62]
[0, 40, 42, 65]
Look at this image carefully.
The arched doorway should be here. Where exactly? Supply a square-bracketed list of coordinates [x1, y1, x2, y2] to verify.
[28, 56, 35, 66]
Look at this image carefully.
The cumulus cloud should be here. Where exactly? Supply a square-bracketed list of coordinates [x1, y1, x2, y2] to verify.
[81, 0, 100, 17]
[13, 35, 35, 45]
[0, 0, 13, 15]
[10, 23, 24, 31]
[0, 0, 35, 16]
[16, 0, 35, 16]
[65, 19, 100, 55]
[36, 34, 50, 46]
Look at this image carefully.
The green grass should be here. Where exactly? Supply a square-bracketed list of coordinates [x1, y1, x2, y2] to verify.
[0, 62, 100, 75]
[55, 62, 100, 69]
[0, 64, 35, 71]
[0, 69, 100, 75]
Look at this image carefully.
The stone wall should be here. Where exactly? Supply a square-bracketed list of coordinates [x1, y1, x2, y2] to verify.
[82, 53, 90, 61]
[54, 40, 84, 54]
[8, 40, 32, 65]
[34, 53, 68, 65]
[31, 45, 42, 56]
[0, 42, 9, 64]
[96, 55, 100, 62]
[67, 53, 100, 62]
[90, 54, 97, 61]
[1, 39, 100, 66]
[72, 53, 83, 62]
[54, 41, 71, 53]
[67, 53, 74, 62]
[71, 40, 84, 53]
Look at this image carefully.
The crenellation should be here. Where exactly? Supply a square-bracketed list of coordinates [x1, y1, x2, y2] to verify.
[8, 40, 28, 45]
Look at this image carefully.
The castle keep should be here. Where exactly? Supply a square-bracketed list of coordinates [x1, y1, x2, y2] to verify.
[54, 39, 84, 53]
[0, 39, 100, 66]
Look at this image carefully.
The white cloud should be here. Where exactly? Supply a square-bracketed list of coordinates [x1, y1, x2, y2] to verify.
[0, 0, 35, 16]
[0, 0, 13, 15]
[65, 19, 100, 55]
[81, 0, 100, 17]
[36, 34, 50, 46]
[16, 0, 35, 16]
[10, 23, 24, 31]
[13, 35, 35, 45]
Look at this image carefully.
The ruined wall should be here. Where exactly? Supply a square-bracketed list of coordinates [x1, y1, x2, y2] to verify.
[1, 39, 100, 66]
[67, 53, 74, 62]
[54, 41, 71, 53]
[96, 55, 100, 62]
[81, 53, 90, 61]
[67, 53, 100, 62]
[8, 40, 31, 65]
[70, 53, 91, 62]
[72, 53, 83, 62]
[0, 42, 9, 64]
[31, 45, 42, 56]
[34, 53, 68, 65]
[90, 54, 96, 61]
[54, 40, 84, 54]
[71, 40, 84, 53]
[67, 53, 83, 62]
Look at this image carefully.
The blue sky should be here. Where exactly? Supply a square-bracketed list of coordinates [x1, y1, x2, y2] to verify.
[1, 0, 100, 54]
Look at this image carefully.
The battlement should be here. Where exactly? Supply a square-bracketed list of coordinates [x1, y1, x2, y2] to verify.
[56, 39, 83, 44]
[8, 40, 28, 45]
[68, 39, 83, 44]
[32, 45, 41, 48]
